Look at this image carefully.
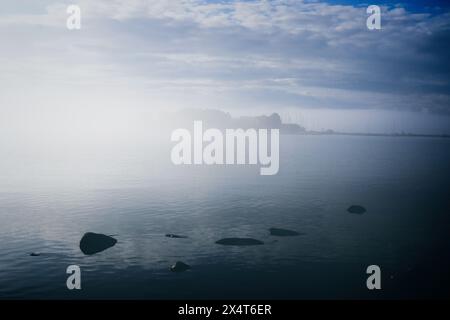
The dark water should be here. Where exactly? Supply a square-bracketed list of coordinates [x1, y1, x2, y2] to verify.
[1, 135, 449, 299]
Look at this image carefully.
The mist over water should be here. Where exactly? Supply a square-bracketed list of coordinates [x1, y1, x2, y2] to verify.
[1, 134, 449, 299]
[1, 0, 450, 302]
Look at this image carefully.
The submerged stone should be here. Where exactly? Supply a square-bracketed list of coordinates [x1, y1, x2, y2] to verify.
[166, 234, 188, 239]
[79, 232, 117, 255]
[171, 261, 191, 272]
[30, 252, 41, 256]
[215, 238, 264, 246]
[269, 228, 300, 236]
[347, 205, 367, 214]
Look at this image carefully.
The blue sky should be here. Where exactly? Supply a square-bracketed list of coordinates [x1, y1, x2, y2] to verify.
[0, 0, 449, 133]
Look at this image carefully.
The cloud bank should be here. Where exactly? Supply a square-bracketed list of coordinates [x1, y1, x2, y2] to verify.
[0, 0, 449, 133]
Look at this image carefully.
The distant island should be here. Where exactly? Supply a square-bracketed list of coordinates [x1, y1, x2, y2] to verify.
[171, 109, 450, 138]
[172, 108, 306, 134]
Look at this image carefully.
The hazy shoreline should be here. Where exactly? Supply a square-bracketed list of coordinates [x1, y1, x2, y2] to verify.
[173, 109, 450, 139]
[297, 131, 450, 139]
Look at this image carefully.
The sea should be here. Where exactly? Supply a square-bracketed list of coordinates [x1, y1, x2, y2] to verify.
[0, 134, 449, 299]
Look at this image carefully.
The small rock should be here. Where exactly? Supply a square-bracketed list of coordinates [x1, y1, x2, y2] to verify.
[80, 232, 117, 255]
[170, 261, 191, 272]
[215, 238, 264, 246]
[347, 205, 366, 214]
[30, 252, 41, 257]
[165, 234, 188, 239]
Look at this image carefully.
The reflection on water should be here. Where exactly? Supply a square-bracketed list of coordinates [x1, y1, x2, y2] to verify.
[0, 135, 449, 299]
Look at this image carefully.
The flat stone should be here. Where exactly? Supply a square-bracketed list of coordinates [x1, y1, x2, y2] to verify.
[347, 205, 367, 214]
[165, 234, 188, 238]
[170, 261, 191, 272]
[215, 238, 264, 246]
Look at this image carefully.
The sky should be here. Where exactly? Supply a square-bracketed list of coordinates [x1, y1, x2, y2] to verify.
[0, 0, 449, 134]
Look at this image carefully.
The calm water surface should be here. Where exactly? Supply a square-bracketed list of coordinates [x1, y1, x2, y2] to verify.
[0, 135, 449, 299]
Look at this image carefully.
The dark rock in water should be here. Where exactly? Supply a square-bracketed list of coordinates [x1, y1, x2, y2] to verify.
[347, 205, 367, 214]
[215, 238, 264, 246]
[269, 228, 300, 236]
[165, 234, 188, 239]
[30, 252, 41, 256]
[170, 261, 191, 272]
[79, 232, 117, 255]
